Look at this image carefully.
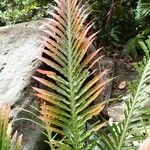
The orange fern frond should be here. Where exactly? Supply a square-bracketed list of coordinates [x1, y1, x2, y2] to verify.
[33, 0, 108, 149]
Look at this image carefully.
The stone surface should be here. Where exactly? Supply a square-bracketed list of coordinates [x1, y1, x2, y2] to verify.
[107, 102, 125, 122]
[107, 92, 150, 122]
[0, 19, 49, 150]
[87, 46, 115, 121]
[87, 45, 115, 104]
[95, 58, 115, 103]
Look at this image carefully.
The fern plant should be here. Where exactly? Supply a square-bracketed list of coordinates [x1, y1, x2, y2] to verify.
[133, 36, 150, 74]
[138, 36, 150, 58]
[0, 106, 22, 150]
[127, 34, 143, 59]
[127, 0, 150, 59]
[136, 0, 150, 21]
[32, 0, 107, 149]
[98, 47, 150, 149]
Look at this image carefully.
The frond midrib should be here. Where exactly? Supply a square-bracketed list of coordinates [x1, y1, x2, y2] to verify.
[67, 0, 80, 149]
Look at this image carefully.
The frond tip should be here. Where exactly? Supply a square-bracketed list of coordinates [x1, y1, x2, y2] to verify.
[33, 0, 107, 149]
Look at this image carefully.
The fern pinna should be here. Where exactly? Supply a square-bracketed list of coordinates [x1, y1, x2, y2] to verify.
[32, 0, 107, 149]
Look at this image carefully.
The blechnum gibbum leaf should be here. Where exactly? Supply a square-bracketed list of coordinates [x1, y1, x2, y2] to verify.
[32, 0, 107, 149]
[99, 57, 150, 149]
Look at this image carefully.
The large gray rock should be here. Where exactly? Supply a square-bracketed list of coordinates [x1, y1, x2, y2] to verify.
[0, 19, 49, 150]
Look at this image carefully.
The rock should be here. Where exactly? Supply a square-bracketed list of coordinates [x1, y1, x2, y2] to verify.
[0, 19, 49, 150]
[107, 102, 125, 122]
[96, 58, 115, 103]
[112, 58, 138, 97]
[107, 92, 150, 122]
[87, 46, 115, 104]
[87, 45, 115, 121]
[95, 58, 115, 119]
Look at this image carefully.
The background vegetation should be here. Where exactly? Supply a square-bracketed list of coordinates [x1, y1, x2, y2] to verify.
[0, 0, 53, 26]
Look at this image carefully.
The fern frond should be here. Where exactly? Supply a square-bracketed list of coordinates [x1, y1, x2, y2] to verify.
[33, 0, 107, 149]
[99, 58, 150, 149]
[136, 0, 150, 21]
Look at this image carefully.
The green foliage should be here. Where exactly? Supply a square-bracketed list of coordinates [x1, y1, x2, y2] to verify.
[85, 0, 137, 45]
[134, 36, 150, 74]
[138, 36, 150, 58]
[127, 0, 150, 59]
[127, 28, 150, 59]
[0, 0, 53, 26]
[0, 106, 22, 150]
[136, 0, 150, 22]
[101, 26, 121, 43]
[128, 36, 140, 59]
